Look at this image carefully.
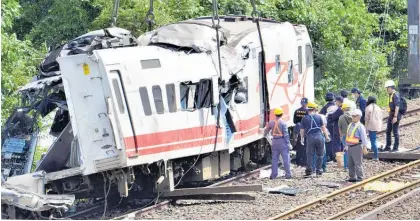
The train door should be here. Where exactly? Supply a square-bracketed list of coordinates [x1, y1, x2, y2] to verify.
[102, 65, 136, 156]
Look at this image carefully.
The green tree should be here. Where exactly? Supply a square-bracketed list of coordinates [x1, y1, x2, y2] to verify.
[1, 0, 45, 123]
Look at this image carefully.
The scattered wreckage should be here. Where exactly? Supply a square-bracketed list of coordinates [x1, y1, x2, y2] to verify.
[1, 16, 314, 219]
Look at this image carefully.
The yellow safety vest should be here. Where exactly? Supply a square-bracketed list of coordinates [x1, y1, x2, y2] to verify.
[346, 123, 361, 145]
[272, 119, 284, 137]
[387, 91, 395, 112]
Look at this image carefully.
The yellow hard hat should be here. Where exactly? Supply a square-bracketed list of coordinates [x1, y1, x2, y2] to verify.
[307, 101, 318, 109]
[274, 108, 283, 116]
[341, 103, 351, 110]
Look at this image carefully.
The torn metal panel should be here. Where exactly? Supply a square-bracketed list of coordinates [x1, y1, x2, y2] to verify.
[18, 76, 62, 92]
[1, 184, 75, 212]
[35, 123, 76, 173]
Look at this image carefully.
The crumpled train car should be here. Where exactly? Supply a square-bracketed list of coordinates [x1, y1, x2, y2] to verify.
[1, 16, 314, 218]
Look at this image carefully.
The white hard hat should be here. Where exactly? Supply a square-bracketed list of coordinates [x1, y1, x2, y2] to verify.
[384, 80, 395, 88]
[351, 109, 363, 116]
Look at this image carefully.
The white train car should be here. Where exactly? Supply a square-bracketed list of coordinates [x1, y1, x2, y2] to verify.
[1, 16, 313, 216]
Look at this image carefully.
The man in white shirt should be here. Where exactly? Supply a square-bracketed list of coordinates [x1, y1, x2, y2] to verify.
[341, 90, 357, 111]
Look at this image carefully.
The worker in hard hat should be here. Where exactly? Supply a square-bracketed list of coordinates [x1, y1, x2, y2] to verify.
[264, 107, 292, 179]
[384, 80, 401, 152]
[344, 109, 368, 182]
[339, 103, 352, 170]
[351, 88, 367, 124]
[312, 107, 328, 173]
[293, 98, 309, 166]
[300, 101, 331, 177]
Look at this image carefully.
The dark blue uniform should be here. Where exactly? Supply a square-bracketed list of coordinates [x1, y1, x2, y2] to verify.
[356, 96, 367, 124]
[320, 101, 335, 162]
[327, 107, 343, 161]
[385, 92, 401, 151]
[293, 107, 308, 166]
[301, 114, 325, 175]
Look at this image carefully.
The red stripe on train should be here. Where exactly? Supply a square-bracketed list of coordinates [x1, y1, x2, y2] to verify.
[126, 137, 223, 156]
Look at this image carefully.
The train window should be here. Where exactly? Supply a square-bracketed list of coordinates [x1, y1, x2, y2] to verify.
[287, 60, 293, 84]
[305, 44, 313, 67]
[152, 86, 164, 114]
[275, 55, 280, 74]
[112, 78, 125, 114]
[140, 59, 161, 69]
[196, 79, 212, 109]
[298, 46, 303, 74]
[166, 84, 177, 113]
[180, 82, 197, 111]
[234, 76, 248, 104]
[139, 87, 152, 116]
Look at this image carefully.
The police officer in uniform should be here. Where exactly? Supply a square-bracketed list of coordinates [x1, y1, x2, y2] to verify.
[384, 80, 401, 152]
[293, 98, 309, 166]
[264, 107, 292, 179]
[300, 102, 331, 177]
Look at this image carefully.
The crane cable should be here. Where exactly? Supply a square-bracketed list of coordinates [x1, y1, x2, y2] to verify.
[211, 0, 223, 151]
[363, 0, 390, 92]
[146, 0, 155, 31]
[250, 0, 270, 127]
[110, 0, 120, 27]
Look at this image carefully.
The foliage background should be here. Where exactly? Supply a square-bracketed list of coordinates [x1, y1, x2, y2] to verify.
[2, 0, 408, 120]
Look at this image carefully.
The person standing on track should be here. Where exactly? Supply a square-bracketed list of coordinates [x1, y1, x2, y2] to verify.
[384, 80, 401, 152]
[293, 98, 309, 166]
[364, 96, 383, 160]
[264, 107, 292, 179]
[327, 96, 344, 161]
[351, 88, 367, 124]
[344, 109, 368, 182]
[300, 102, 331, 177]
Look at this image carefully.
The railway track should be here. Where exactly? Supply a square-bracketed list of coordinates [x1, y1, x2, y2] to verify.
[378, 107, 420, 135]
[268, 159, 420, 220]
[68, 164, 272, 220]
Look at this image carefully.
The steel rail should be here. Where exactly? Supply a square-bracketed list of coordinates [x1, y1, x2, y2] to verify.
[382, 107, 420, 121]
[268, 159, 420, 220]
[327, 179, 420, 220]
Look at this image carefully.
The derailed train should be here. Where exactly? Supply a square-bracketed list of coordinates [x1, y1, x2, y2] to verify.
[1, 16, 314, 218]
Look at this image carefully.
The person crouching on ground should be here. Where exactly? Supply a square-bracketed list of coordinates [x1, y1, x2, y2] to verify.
[365, 96, 383, 160]
[344, 109, 368, 182]
[300, 102, 331, 177]
[264, 107, 292, 179]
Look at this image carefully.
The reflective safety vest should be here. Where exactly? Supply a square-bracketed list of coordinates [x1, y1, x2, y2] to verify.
[272, 119, 284, 137]
[387, 91, 395, 112]
[346, 122, 361, 145]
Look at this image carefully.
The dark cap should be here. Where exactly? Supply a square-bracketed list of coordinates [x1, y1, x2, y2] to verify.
[340, 90, 348, 98]
[351, 88, 361, 94]
[335, 96, 343, 103]
[301, 97, 308, 105]
[325, 92, 335, 102]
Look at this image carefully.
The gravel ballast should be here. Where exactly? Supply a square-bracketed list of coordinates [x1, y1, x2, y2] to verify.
[136, 160, 405, 220]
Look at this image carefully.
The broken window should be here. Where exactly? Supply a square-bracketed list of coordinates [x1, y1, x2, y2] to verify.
[305, 44, 313, 67]
[139, 87, 152, 116]
[180, 82, 196, 111]
[152, 86, 164, 114]
[112, 78, 125, 114]
[298, 46, 302, 74]
[234, 76, 248, 104]
[166, 84, 177, 113]
[196, 79, 212, 109]
[287, 60, 293, 84]
[180, 79, 213, 111]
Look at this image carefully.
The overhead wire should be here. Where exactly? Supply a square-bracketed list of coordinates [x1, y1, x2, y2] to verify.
[363, 0, 390, 92]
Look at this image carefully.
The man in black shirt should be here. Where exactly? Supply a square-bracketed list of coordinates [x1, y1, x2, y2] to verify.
[384, 80, 401, 152]
[293, 98, 309, 166]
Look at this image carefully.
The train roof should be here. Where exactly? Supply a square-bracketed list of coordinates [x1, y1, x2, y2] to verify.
[137, 15, 295, 51]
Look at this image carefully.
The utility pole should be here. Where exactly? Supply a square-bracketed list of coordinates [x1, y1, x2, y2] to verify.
[401, 0, 420, 98]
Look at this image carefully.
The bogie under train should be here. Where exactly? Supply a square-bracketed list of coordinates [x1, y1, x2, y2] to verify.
[1, 16, 314, 218]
